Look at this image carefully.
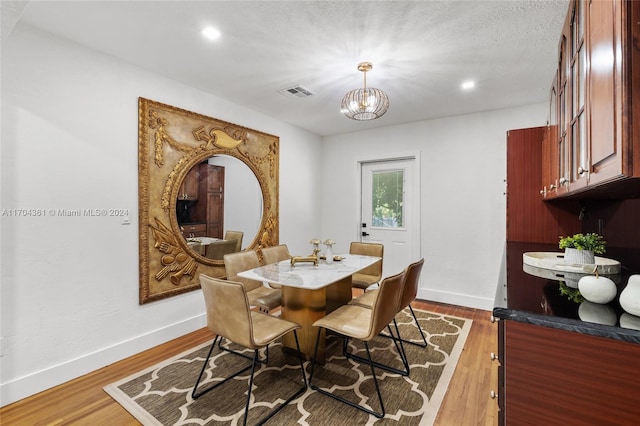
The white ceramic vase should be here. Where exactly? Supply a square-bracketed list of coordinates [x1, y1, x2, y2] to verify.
[578, 275, 617, 304]
[619, 275, 640, 317]
[564, 248, 595, 265]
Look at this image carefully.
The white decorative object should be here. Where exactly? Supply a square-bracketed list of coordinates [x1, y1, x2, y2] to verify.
[522, 252, 621, 275]
[578, 275, 617, 304]
[620, 313, 640, 331]
[564, 248, 595, 265]
[619, 275, 640, 317]
[578, 301, 617, 326]
[323, 239, 335, 264]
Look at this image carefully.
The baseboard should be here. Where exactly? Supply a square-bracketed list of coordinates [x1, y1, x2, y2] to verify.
[0, 313, 207, 407]
[418, 288, 495, 311]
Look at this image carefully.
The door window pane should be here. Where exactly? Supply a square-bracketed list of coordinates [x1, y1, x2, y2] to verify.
[372, 170, 404, 228]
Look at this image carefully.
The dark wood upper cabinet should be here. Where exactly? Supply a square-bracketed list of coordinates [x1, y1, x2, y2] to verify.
[544, 0, 640, 199]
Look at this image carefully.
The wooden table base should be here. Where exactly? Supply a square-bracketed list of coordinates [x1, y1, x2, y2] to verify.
[280, 276, 352, 362]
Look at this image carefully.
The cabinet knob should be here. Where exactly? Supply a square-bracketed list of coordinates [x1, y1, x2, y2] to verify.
[490, 352, 497, 361]
[559, 176, 568, 186]
[490, 390, 498, 400]
[490, 316, 498, 323]
[549, 184, 556, 190]
[578, 166, 587, 175]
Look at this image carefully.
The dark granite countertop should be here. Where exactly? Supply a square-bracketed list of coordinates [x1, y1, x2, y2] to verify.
[493, 242, 640, 344]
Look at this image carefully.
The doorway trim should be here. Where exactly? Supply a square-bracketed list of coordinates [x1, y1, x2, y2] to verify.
[356, 152, 422, 278]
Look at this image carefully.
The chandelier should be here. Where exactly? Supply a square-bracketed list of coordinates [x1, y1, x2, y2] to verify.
[340, 62, 389, 120]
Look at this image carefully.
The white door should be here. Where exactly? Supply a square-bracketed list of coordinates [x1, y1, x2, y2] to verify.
[360, 158, 420, 279]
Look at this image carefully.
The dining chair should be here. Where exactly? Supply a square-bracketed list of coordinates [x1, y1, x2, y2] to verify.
[349, 242, 384, 292]
[223, 230, 244, 253]
[260, 244, 291, 265]
[350, 258, 428, 348]
[308, 270, 407, 418]
[223, 250, 281, 313]
[204, 239, 237, 260]
[192, 274, 307, 426]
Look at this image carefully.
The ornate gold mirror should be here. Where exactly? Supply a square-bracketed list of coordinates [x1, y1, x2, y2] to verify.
[138, 98, 279, 304]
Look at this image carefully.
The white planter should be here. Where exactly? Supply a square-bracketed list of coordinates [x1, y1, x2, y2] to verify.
[619, 275, 640, 317]
[578, 275, 617, 304]
[563, 248, 595, 265]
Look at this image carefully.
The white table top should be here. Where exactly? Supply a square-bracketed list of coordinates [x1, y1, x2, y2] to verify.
[237, 254, 379, 290]
[186, 237, 221, 246]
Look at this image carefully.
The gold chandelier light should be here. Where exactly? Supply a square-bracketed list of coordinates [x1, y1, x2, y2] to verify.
[340, 62, 389, 120]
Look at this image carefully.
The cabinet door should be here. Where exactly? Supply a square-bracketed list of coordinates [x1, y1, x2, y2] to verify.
[206, 192, 224, 238]
[587, 0, 624, 185]
[503, 321, 640, 425]
[177, 166, 199, 200]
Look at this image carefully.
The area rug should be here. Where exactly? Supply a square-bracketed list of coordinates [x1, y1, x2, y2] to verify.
[104, 308, 472, 425]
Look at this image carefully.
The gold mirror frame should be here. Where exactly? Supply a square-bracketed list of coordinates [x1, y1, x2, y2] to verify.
[138, 98, 279, 304]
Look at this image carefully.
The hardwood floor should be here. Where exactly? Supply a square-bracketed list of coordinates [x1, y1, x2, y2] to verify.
[0, 300, 497, 425]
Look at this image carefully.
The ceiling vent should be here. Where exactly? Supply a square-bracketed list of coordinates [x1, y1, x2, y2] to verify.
[277, 84, 315, 98]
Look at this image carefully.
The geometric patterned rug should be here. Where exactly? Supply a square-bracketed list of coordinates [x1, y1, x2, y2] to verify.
[104, 308, 472, 425]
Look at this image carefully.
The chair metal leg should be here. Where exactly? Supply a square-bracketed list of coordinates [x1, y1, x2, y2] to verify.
[343, 320, 410, 376]
[194, 332, 308, 425]
[379, 305, 429, 348]
[253, 330, 308, 426]
[191, 336, 253, 399]
[217, 335, 269, 364]
[309, 329, 386, 418]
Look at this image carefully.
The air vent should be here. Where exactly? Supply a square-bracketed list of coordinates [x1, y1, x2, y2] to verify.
[277, 84, 315, 98]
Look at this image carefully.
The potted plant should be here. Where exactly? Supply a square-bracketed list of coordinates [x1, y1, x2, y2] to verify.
[559, 233, 606, 265]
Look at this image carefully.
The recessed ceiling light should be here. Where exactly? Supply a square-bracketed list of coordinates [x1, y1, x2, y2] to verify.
[202, 26, 221, 41]
[461, 80, 475, 90]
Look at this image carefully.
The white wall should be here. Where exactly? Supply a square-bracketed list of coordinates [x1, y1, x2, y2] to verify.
[0, 24, 322, 405]
[320, 105, 548, 309]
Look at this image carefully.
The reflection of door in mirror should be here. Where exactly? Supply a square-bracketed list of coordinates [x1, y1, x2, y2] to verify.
[176, 162, 225, 239]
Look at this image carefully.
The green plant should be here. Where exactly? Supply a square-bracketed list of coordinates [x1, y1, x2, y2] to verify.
[558, 233, 606, 254]
[559, 281, 585, 304]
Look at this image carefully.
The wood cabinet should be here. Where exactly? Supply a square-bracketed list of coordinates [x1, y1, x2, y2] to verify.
[497, 320, 640, 425]
[177, 166, 199, 200]
[543, 0, 640, 199]
[180, 223, 206, 238]
[193, 164, 224, 238]
[507, 127, 580, 244]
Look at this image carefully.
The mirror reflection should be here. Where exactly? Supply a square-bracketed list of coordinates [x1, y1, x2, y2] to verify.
[176, 155, 263, 260]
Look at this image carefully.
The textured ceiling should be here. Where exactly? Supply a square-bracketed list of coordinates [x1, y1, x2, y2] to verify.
[6, 0, 569, 136]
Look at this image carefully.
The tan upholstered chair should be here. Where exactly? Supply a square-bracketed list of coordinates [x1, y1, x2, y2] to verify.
[350, 258, 427, 348]
[308, 270, 406, 418]
[224, 230, 244, 253]
[204, 239, 237, 260]
[223, 250, 281, 313]
[260, 244, 291, 265]
[349, 242, 384, 291]
[192, 275, 307, 426]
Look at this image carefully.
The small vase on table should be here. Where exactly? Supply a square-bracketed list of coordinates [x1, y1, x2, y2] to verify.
[324, 239, 335, 264]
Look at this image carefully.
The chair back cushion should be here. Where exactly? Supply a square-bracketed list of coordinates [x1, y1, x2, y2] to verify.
[223, 230, 244, 253]
[199, 274, 254, 348]
[205, 239, 237, 260]
[368, 270, 405, 339]
[261, 244, 291, 265]
[223, 250, 262, 291]
[349, 242, 383, 281]
[399, 258, 425, 310]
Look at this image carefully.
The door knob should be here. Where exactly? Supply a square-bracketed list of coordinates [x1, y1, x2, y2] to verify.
[362, 231, 370, 237]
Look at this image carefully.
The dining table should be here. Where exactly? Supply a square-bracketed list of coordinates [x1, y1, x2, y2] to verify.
[237, 253, 380, 362]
